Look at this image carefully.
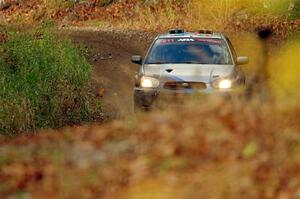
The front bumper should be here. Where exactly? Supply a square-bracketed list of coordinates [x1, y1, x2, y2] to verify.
[134, 87, 237, 109]
[134, 89, 158, 108]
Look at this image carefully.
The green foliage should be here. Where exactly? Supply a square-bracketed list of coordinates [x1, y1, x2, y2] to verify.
[289, 0, 300, 19]
[0, 27, 103, 136]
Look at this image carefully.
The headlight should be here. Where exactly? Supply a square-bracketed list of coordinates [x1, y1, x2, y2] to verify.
[140, 76, 160, 88]
[213, 79, 233, 89]
[218, 79, 232, 89]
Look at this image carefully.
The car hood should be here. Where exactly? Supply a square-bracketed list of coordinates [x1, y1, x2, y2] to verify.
[142, 64, 235, 83]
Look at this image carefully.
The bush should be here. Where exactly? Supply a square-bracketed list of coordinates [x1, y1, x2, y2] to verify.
[0, 27, 103, 136]
[289, 0, 300, 19]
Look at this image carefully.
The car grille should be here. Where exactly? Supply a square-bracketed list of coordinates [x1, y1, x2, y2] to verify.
[164, 82, 207, 90]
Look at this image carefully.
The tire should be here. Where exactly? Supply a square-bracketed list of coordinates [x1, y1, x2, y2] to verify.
[134, 103, 151, 113]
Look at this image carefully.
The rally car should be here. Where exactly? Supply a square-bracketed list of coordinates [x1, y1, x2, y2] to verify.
[132, 29, 249, 110]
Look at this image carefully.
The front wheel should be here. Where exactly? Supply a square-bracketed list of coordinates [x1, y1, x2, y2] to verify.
[133, 100, 151, 113]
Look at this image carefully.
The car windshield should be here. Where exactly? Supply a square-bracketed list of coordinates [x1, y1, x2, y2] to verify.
[145, 38, 233, 65]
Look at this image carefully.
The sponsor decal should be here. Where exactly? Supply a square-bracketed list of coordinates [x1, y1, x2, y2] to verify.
[160, 39, 175, 43]
[160, 38, 222, 44]
[177, 38, 195, 42]
[195, 38, 223, 44]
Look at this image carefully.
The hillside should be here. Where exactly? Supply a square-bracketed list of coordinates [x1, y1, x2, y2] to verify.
[1, 0, 300, 198]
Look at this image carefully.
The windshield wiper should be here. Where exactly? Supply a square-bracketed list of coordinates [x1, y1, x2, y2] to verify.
[181, 61, 206, 64]
[147, 62, 167, 64]
[147, 61, 208, 64]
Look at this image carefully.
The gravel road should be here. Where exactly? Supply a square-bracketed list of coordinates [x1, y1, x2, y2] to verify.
[65, 28, 155, 118]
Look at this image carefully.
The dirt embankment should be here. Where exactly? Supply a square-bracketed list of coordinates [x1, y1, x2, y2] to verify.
[66, 28, 154, 118]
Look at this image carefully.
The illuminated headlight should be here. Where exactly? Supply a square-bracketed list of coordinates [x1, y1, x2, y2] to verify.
[140, 76, 160, 88]
[213, 79, 233, 89]
[218, 79, 232, 89]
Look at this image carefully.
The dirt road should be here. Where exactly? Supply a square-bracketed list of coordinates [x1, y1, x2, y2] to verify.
[66, 28, 266, 118]
[67, 29, 154, 118]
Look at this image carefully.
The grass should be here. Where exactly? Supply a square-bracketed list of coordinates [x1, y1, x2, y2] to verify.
[0, 0, 299, 35]
[42, 0, 115, 9]
[90, 0, 298, 30]
[42, 0, 74, 10]
[0, 26, 103, 136]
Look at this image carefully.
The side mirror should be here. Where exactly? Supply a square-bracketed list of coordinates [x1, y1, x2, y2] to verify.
[131, 55, 142, 65]
[236, 56, 249, 65]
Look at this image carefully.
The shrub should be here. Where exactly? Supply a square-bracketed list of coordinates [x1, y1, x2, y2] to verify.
[0, 27, 103, 136]
[289, 0, 300, 19]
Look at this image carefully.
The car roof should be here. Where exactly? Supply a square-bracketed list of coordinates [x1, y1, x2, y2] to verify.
[157, 29, 225, 40]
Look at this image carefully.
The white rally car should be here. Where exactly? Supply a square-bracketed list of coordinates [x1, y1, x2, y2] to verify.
[132, 29, 249, 110]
